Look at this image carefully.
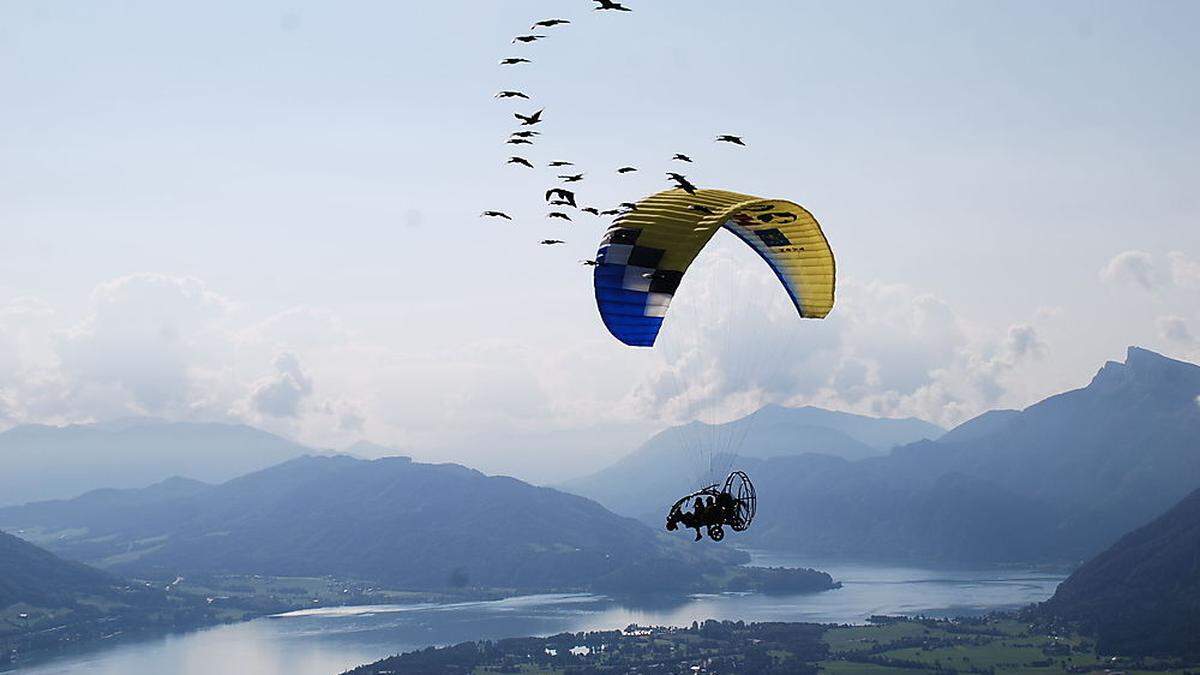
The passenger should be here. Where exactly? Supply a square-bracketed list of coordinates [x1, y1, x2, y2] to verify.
[690, 498, 706, 541]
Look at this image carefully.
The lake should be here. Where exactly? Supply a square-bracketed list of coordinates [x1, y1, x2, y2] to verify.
[9, 552, 1066, 675]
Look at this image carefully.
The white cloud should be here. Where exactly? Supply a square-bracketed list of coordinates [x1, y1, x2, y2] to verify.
[250, 352, 313, 418]
[616, 240, 1053, 429]
[1004, 323, 1047, 360]
[1099, 249, 1200, 293]
[0, 262, 1077, 473]
[53, 274, 233, 418]
[1168, 251, 1200, 290]
[1157, 315, 1196, 345]
[1100, 250, 1159, 290]
[337, 409, 365, 433]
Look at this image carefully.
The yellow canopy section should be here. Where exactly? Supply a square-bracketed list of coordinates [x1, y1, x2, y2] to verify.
[593, 188, 835, 346]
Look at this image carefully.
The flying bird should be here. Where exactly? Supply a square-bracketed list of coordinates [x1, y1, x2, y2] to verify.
[689, 204, 715, 215]
[618, 202, 638, 211]
[507, 156, 534, 168]
[599, 209, 622, 216]
[514, 109, 544, 125]
[716, 134, 747, 145]
[510, 130, 539, 138]
[480, 211, 512, 220]
[559, 173, 584, 183]
[495, 90, 530, 99]
[547, 212, 573, 221]
[500, 57, 531, 65]
[672, 153, 693, 162]
[547, 160, 574, 167]
[545, 188, 577, 207]
[581, 207, 600, 215]
[512, 35, 546, 44]
[506, 138, 533, 145]
[667, 172, 698, 194]
[540, 239, 566, 245]
[532, 18, 571, 28]
[616, 166, 637, 173]
[594, 0, 632, 11]
[579, 259, 599, 266]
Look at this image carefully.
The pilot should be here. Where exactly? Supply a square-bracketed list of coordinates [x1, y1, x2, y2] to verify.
[715, 492, 734, 521]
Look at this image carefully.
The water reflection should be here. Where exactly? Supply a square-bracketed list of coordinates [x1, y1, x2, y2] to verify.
[10, 556, 1066, 675]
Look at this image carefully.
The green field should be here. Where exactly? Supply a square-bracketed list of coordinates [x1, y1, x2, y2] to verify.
[820, 617, 1194, 674]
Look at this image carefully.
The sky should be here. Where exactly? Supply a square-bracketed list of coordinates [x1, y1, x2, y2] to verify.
[1, 0, 1198, 483]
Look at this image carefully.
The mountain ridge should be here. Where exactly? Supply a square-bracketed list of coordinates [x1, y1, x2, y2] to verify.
[0, 420, 313, 506]
[562, 404, 944, 519]
[0, 454, 746, 593]
[565, 347, 1200, 564]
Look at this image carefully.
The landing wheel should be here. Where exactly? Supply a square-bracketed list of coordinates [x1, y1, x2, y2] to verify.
[707, 524, 725, 541]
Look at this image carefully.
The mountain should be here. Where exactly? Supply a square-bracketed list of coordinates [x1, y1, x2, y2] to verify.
[937, 409, 1020, 444]
[0, 455, 743, 593]
[0, 419, 313, 506]
[743, 347, 1200, 563]
[343, 440, 406, 458]
[1039, 486, 1200, 658]
[567, 348, 1200, 564]
[562, 405, 943, 519]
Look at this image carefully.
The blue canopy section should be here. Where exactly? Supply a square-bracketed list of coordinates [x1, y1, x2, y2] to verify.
[593, 262, 663, 347]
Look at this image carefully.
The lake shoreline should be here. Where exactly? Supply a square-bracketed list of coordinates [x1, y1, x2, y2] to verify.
[6, 557, 1067, 675]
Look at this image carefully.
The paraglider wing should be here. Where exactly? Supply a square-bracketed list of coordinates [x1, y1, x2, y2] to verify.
[592, 188, 836, 347]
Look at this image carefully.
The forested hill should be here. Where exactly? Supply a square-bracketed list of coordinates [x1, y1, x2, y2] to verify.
[1, 528, 236, 667]
[0, 529, 117, 609]
[1039, 486, 1200, 658]
[0, 455, 744, 593]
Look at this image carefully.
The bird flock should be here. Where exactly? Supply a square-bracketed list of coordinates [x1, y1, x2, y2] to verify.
[480, 0, 748, 260]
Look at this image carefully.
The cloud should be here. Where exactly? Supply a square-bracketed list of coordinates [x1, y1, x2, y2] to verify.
[338, 410, 365, 433]
[617, 239, 1053, 429]
[0, 262, 1074, 472]
[1099, 249, 1200, 293]
[1004, 323, 1047, 360]
[54, 274, 232, 417]
[1157, 315, 1196, 345]
[1100, 250, 1159, 290]
[1168, 251, 1200, 290]
[0, 275, 361, 440]
[250, 353, 314, 418]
